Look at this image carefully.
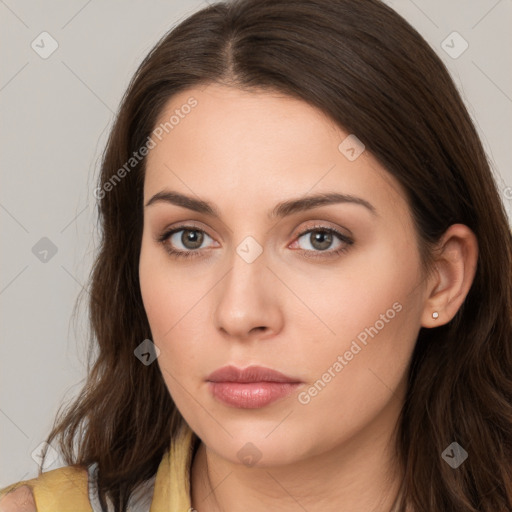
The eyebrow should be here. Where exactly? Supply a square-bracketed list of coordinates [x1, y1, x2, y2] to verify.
[144, 190, 377, 218]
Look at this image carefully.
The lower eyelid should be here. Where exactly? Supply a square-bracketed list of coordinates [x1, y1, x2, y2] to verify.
[308, 228, 347, 240]
[159, 226, 352, 255]
[293, 228, 352, 247]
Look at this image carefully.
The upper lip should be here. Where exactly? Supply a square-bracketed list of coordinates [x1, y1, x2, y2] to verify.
[206, 365, 301, 383]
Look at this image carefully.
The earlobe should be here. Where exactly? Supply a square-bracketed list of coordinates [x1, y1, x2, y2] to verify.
[421, 224, 478, 328]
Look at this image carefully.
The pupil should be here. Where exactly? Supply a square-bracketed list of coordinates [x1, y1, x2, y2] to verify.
[183, 229, 203, 249]
[312, 231, 332, 250]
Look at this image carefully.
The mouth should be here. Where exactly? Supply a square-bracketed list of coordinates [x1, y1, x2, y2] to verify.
[206, 365, 302, 409]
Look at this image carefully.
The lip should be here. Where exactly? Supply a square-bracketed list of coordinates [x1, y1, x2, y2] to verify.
[206, 365, 302, 409]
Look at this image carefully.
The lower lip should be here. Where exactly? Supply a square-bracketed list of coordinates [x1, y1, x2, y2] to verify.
[208, 382, 300, 408]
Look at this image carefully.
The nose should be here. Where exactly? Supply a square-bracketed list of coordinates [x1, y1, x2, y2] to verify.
[213, 244, 284, 342]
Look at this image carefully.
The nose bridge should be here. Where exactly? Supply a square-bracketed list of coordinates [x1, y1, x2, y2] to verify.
[213, 234, 280, 338]
[222, 240, 267, 311]
[223, 228, 269, 294]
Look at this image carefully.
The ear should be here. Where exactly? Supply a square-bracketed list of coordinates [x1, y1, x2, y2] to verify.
[421, 224, 478, 328]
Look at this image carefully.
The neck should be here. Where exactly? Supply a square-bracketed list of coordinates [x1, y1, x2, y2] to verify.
[190, 400, 405, 512]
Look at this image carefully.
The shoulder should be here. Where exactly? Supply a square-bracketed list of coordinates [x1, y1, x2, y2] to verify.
[0, 485, 36, 512]
[0, 465, 90, 512]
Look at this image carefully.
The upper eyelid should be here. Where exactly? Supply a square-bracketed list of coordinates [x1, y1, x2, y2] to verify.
[160, 222, 352, 247]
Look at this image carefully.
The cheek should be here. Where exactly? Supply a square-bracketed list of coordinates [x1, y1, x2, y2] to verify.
[139, 239, 209, 388]
[139, 247, 169, 336]
[139, 232, 191, 337]
[287, 231, 421, 349]
[294, 299, 418, 451]
[293, 237, 423, 426]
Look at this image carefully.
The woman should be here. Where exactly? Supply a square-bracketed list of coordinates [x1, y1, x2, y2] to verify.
[1, 0, 511, 510]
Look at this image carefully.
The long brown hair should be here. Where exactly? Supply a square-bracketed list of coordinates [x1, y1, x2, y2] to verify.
[42, 0, 512, 510]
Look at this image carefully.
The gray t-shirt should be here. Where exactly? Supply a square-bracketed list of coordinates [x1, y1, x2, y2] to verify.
[87, 463, 156, 512]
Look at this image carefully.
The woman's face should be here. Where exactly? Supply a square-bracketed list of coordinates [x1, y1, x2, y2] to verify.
[139, 83, 429, 467]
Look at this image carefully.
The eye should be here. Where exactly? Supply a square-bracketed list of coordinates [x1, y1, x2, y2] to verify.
[157, 223, 353, 261]
[157, 224, 216, 259]
[292, 225, 353, 259]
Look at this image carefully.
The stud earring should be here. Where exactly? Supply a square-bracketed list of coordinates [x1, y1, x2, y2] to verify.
[432, 311, 439, 319]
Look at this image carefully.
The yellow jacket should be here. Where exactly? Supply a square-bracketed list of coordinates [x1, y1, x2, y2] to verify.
[0, 424, 197, 511]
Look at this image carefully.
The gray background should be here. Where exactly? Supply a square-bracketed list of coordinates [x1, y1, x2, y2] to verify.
[1, 0, 511, 487]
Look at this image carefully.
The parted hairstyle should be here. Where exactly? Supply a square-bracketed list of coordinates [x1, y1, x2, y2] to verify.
[40, 0, 512, 510]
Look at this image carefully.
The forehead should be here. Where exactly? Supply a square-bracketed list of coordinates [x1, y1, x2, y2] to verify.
[148, 83, 341, 168]
[144, 83, 409, 220]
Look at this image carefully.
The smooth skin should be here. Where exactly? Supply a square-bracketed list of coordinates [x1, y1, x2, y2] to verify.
[0, 486, 35, 512]
[139, 83, 478, 512]
[0, 83, 477, 512]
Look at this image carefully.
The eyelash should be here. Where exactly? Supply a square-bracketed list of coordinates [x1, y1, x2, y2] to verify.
[156, 223, 354, 261]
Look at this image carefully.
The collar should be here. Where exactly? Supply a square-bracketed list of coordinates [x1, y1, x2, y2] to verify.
[150, 422, 199, 512]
